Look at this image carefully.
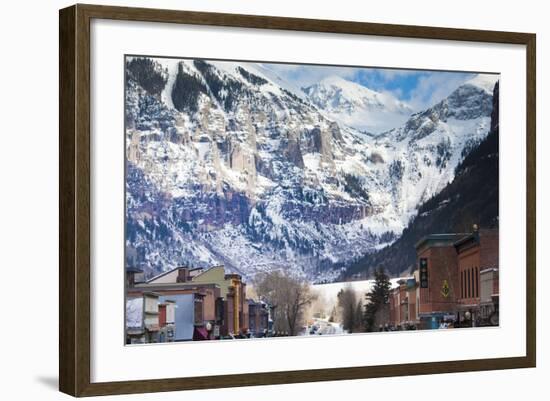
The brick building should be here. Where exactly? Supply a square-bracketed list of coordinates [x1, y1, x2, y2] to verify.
[415, 234, 466, 329]
[125, 291, 161, 344]
[454, 228, 499, 326]
[192, 267, 249, 336]
[158, 300, 176, 342]
[389, 277, 418, 329]
[248, 300, 270, 337]
[479, 268, 499, 325]
[126, 265, 252, 340]
[128, 267, 223, 341]
[409, 228, 499, 330]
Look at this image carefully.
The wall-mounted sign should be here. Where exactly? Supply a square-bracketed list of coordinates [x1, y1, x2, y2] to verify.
[419, 258, 428, 288]
[441, 280, 450, 298]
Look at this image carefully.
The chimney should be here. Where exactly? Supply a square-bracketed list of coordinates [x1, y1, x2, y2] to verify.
[126, 267, 143, 288]
[177, 267, 189, 283]
[127, 272, 135, 288]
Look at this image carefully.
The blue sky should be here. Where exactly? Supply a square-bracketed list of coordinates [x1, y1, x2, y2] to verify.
[260, 63, 479, 111]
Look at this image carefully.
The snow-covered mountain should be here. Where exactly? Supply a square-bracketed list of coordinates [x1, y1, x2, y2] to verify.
[302, 75, 413, 134]
[124, 57, 498, 281]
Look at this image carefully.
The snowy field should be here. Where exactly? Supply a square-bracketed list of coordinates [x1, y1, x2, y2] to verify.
[312, 277, 409, 309]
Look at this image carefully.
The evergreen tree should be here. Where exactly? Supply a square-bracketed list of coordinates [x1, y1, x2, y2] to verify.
[126, 57, 167, 96]
[171, 63, 207, 113]
[364, 268, 391, 332]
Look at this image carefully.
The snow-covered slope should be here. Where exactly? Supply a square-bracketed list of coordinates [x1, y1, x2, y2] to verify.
[465, 74, 500, 94]
[124, 56, 498, 281]
[302, 75, 413, 134]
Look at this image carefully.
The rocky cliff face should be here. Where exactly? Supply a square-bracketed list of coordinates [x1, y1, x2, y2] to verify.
[345, 81, 500, 278]
[125, 56, 498, 281]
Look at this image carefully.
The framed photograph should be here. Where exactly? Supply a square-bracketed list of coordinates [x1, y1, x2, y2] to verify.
[59, 4, 536, 397]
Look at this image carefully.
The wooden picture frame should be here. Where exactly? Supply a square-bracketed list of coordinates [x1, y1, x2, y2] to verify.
[59, 3, 536, 397]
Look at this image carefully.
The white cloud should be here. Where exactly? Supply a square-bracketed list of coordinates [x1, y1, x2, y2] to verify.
[259, 63, 357, 88]
[376, 69, 420, 81]
[407, 72, 474, 110]
[257, 62, 486, 113]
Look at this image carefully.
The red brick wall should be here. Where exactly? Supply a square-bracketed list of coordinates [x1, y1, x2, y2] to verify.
[202, 288, 218, 322]
[458, 245, 481, 304]
[241, 300, 249, 332]
[418, 246, 459, 314]
[408, 287, 417, 322]
[480, 229, 499, 269]
[224, 296, 235, 335]
[457, 229, 498, 305]
[389, 288, 400, 326]
[389, 292, 395, 325]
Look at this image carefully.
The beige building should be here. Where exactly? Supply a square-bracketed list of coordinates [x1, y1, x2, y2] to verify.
[126, 291, 160, 344]
[128, 265, 249, 338]
[191, 266, 248, 335]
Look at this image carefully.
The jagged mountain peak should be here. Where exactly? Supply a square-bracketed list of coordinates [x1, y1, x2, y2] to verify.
[125, 56, 497, 282]
[345, 80, 500, 279]
[302, 75, 413, 134]
[316, 75, 378, 97]
[463, 74, 499, 94]
[380, 75, 499, 144]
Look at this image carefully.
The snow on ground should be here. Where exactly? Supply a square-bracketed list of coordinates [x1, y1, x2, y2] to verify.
[306, 318, 345, 336]
[312, 278, 410, 309]
[158, 58, 181, 110]
[127, 57, 496, 280]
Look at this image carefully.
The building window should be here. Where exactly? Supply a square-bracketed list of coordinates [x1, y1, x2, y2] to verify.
[466, 269, 472, 298]
[473, 268, 476, 298]
[460, 270, 463, 299]
[474, 267, 479, 298]
[461, 270, 466, 298]
[464, 270, 470, 298]
[472, 268, 475, 298]
[464, 270, 467, 299]
[468, 269, 471, 299]
[475, 267, 479, 298]
[472, 267, 477, 298]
